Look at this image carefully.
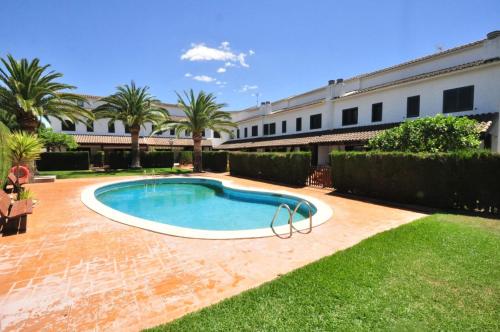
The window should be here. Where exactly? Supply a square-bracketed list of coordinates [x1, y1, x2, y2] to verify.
[170, 129, 175, 135]
[310, 114, 322, 129]
[77, 100, 85, 107]
[443, 85, 474, 113]
[296, 117, 302, 131]
[282, 120, 287, 133]
[237, 129, 240, 139]
[371, 103, 383, 122]
[108, 121, 115, 133]
[86, 120, 94, 132]
[407, 95, 420, 118]
[244, 127, 248, 138]
[202, 129, 205, 137]
[263, 124, 269, 135]
[269, 123, 276, 135]
[185, 130, 190, 136]
[251, 125, 258, 136]
[214, 131, 221, 138]
[342, 107, 358, 126]
[124, 125, 130, 133]
[62, 120, 75, 131]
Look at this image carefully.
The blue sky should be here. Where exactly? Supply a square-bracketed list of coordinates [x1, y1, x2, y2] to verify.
[1, 0, 499, 110]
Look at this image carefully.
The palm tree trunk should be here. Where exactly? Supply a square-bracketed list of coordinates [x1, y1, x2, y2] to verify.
[130, 127, 141, 169]
[193, 133, 203, 172]
[18, 113, 39, 133]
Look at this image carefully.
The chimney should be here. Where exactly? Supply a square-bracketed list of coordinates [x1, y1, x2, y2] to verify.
[328, 79, 335, 85]
[260, 102, 266, 106]
[336, 78, 344, 84]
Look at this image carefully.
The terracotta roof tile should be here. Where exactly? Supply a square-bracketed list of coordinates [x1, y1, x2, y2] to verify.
[71, 134, 212, 147]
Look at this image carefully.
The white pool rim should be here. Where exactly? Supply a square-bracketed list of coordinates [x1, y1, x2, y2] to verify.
[81, 176, 333, 239]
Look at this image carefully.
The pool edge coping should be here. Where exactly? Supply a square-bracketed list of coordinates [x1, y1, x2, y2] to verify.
[80, 175, 333, 240]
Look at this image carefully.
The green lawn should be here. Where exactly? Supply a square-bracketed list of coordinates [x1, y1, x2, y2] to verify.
[39, 167, 191, 179]
[148, 214, 500, 331]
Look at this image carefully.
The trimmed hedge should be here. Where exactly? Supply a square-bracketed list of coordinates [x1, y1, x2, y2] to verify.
[202, 151, 228, 172]
[177, 151, 193, 165]
[229, 152, 311, 186]
[107, 151, 174, 169]
[330, 150, 500, 214]
[92, 151, 105, 167]
[37, 152, 90, 171]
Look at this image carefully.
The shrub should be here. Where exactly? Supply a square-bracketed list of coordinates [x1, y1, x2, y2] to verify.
[141, 151, 174, 168]
[106, 150, 174, 169]
[178, 151, 193, 165]
[330, 150, 500, 214]
[37, 151, 90, 171]
[38, 127, 78, 152]
[0, 122, 11, 187]
[202, 151, 228, 172]
[229, 152, 311, 186]
[368, 114, 481, 152]
[92, 151, 105, 167]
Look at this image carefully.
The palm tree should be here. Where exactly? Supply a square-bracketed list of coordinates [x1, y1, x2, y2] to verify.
[0, 54, 93, 133]
[166, 90, 235, 172]
[94, 81, 169, 168]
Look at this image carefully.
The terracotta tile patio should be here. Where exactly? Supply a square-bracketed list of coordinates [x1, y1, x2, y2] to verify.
[0, 174, 426, 331]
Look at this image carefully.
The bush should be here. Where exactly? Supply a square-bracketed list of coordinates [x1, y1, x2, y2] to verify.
[330, 150, 500, 214]
[37, 152, 90, 171]
[92, 151, 105, 167]
[229, 152, 311, 186]
[368, 114, 481, 152]
[141, 151, 174, 168]
[178, 151, 193, 165]
[202, 151, 228, 172]
[0, 122, 11, 187]
[106, 150, 174, 169]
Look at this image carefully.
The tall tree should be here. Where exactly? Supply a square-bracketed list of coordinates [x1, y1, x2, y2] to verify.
[94, 81, 169, 168]
[0, 54, 93, 133]
[165, 90, 235, 172]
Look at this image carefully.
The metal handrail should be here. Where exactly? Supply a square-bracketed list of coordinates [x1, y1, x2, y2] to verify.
[291, 200, 313, 234]
[270, 203, 293, 238]
[270, 200, 313, 238]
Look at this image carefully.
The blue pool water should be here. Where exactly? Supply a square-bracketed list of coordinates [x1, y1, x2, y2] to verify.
[95, 178, 316, 231]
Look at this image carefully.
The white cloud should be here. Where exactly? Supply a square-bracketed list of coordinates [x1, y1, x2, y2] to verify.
[181, 42, 251, 67]
[216, 81, 227, 86]
[249, 49, 255, 55]
[184, 72, 193, 77]
[217, 67, 226, 73]
[239, 84, 258, 92]
[224, 62, 236, 67]
[193, 75, 216, 82]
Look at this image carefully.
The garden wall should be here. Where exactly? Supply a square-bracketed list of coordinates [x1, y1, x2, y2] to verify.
[330, 151, 500, 214]
[202, 151, 228, 172]
[229, 152, 311, 186]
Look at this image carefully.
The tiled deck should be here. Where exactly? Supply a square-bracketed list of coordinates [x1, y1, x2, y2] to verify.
[0, 174, 425, 331]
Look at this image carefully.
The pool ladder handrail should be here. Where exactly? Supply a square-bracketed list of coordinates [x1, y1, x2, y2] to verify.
[270, 200, 313, 238]
[143, 169, 160, 191]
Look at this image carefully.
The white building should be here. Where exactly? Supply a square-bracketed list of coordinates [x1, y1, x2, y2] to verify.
[50, 31, 500, 164]
[219, 30, 500, 164]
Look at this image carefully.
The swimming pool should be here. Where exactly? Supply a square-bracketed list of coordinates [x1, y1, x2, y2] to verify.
[81, 177, 332, 239]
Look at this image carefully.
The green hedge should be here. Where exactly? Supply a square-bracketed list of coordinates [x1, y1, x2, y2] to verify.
[37, 152, 90, 171]
[202, 151, 228, 172]
[330, 150, 500, 214]
[106, 151, 174, 169]
[229, 152, 311, 186]
[177, 151, 193, 165]
[92, 151, 105, 167]
[0, 123, 11, 187]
